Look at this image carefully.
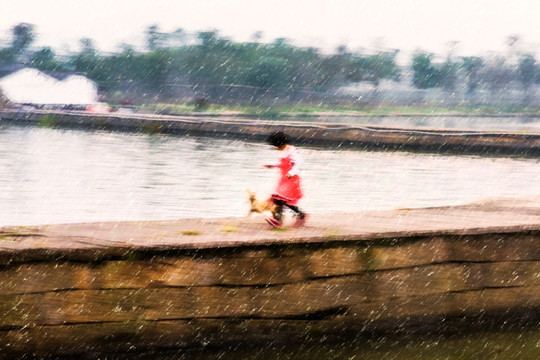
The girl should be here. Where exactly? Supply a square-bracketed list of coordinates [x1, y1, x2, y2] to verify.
[264, 131, 308, 228]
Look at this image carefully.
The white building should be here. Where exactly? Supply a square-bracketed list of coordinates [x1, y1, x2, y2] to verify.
[0, 68, 98, 107]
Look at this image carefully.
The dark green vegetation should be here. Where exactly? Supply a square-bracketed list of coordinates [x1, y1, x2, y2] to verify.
[2, 23, 540, 110]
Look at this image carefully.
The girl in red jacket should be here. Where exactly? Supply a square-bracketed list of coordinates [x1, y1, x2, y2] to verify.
[264, 131, 308, 228]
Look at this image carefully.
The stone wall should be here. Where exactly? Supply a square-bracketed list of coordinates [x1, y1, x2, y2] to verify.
[0, 230, 538, 356]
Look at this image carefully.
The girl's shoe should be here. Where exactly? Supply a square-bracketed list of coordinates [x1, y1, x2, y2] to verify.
[294, 213, 309, 227]
[265, 217, 283, 228]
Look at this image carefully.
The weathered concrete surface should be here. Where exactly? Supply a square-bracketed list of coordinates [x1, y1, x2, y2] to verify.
[0, 196, 539, 356]
[2, 109, 540, 156]
[1, 195, 539, 260]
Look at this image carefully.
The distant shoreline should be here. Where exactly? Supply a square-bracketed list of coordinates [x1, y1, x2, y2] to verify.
[2, 109, 540, 157]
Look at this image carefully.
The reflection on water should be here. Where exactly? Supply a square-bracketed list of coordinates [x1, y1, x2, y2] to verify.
[0, 125, 539, 226]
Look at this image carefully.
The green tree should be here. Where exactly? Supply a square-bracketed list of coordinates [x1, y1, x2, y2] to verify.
[535, 64, 540, 85]
[80, 38, 97, 56]
[169, 28, 186, 48]
[11, 23, 34, 53]
[518, 54, 536, 89]
[272, 38, 289, 48]
[439, 60, 459, 92]
[30, 47, 61, 71]
[411, 52, 440, 89]
[71, 39, 107, 88]
[346, 51, 401, 87]
[0, 48, 15, 63]
[135, 50, 173, 89]
[146, 25, 163, 51]
[517, 54, 536, 103]
[245, 57, 288, 88]
[482, 58, 512, 97]
[198, 30, 220, 48]
[11, 23, 34, 61]
[461, 56, 484, 97]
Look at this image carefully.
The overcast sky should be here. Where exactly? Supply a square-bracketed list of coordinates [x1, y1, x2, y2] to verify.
[2, 0, 540, 62]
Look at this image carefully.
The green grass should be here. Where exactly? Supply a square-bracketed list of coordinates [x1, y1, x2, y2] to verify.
[39, 114, 60, 127]
[181, 230, 202, 236]
[220, 224, 240, 233]
[140, 122, 164, 134]
[137, 102, 540, 117]
[324, 229, 341, 241]
[141, 103, 200, 114]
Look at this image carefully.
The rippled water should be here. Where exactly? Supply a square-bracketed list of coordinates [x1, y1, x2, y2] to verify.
[0, 124, 539, 226]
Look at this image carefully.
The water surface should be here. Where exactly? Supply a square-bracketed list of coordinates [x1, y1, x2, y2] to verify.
[0, 124, 539, 226]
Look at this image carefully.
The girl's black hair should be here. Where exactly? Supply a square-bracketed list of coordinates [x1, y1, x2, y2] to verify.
[266, 131, 290, 147]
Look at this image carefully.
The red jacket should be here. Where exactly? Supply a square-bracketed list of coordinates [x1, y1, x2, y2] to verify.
[271, 146, 303, 205]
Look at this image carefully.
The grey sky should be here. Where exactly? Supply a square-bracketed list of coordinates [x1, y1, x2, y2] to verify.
[1, 0, 539, 61]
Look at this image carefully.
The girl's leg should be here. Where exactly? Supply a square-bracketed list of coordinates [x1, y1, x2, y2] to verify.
[265, 197, 285, 228]
[269, 196, 308, 227]
[284, 204, 305, 217]
[273, 200, 284, 222]
[284, 203, 308, 226]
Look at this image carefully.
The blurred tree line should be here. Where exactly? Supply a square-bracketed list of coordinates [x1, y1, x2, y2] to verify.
[1, 23, 540, 106]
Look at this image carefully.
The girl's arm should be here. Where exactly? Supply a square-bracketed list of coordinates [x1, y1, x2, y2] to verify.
[287, 149, 301, 177]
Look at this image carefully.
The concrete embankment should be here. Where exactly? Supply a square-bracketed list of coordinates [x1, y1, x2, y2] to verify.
[1, 109, 540, 156]
[0, 196, 539, 356]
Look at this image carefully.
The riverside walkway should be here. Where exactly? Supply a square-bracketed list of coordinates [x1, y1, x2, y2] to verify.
[0, 196, 539, 356]
[1, 196, 539, 258]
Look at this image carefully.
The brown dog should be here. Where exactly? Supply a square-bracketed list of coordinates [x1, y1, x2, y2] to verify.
[247, 190, 278, 218]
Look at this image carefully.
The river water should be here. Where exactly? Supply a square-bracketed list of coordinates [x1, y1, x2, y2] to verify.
[0, 124, 539, 226]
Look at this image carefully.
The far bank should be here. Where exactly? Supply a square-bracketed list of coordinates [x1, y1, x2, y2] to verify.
[1, 109, 540, 156]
